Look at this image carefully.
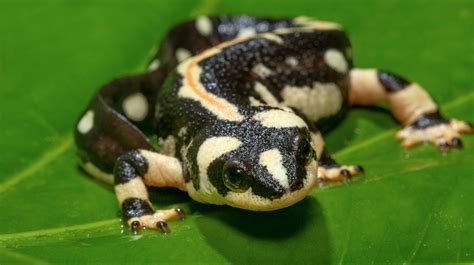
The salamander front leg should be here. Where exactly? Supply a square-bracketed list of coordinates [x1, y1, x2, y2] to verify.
[114, 150, 186, 233]
[310, 131, 364, 183]
[349, 68, 473, 151]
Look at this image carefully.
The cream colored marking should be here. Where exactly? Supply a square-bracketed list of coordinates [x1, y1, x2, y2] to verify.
[253, 109, 307, 128]
[176, 48, 192, 62]
[177, 59, 244, 122]
[249, 96, 264, 106]
[318, 165, 360, 182]
[281, 82, 343, 121]
[127, 208, 182, 229]
[158, 135, 176, 157]
[176, 30, 287, 122]
[397, 119, 472, 148]
[273, 27, 316, 35]
[259, 32, 284, 44]
[259, 149, 289, 190]
[310, 131, 325, 160]
[349, 68, 386, 105]
[388, 83, 437, 125]
[140, 150, 185, 191]
[178, 127, 188, 138]
[272, 17, 342, 34]
[115, 177, 149, 204]
[187, 137, 242, 204]
[122, 93, 149, 122]
[224, 160, 318, 211]
[180, 139, 193, 174]
[196, 16, 213, 36]
[293, 16, 342, 30]
[324, 49, 348, 73]
[293, 16, 313, 24]
[81, 162, 113, 185]
[77, 110, 94, 134]
[237, 27, 257, 38]
[285, 56, 298, 67]
[252, 63, 274, 79]
[147, 59, 160, 72]
[254, 82, 279, 106]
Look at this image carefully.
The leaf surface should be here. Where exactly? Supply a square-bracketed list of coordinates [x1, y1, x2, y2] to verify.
[1, 0, 473, 264]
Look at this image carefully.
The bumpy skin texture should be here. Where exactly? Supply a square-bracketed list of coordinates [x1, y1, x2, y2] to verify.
[74, 15, 472, 232]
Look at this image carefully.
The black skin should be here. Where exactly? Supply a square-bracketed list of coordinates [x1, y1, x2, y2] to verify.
[114, 150, 148, 185]
[157, 29, 352, 194]
[377, 70, 410, 92]
[121, 198, 154, 220]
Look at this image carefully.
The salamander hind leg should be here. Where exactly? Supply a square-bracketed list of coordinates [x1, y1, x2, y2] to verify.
[115, 150, 186, 233]
[396, 113, 472, 152]
[349, 68, 473, 152]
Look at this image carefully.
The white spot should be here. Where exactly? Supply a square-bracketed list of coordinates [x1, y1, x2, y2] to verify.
[176, 48, 192, 62]
[253, 109, 307, 128]
[281, 82, 343, 121]
[196, 16, 213, 36]
[254, 82, 279, 106]
[190, 137, 242, 203]
[259, 149, 289, 190]
[122, 93, 149, 122]
[147, 59, 160, 72]
[77, 110, 94, 134]
[252, 63, 273, 79]
[237, 27, 257, 38]
[285, 56, 298, 67]
[324, 49, 348, 73]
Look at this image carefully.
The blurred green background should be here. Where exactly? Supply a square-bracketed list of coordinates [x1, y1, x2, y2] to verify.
[0, 0, 473, 264]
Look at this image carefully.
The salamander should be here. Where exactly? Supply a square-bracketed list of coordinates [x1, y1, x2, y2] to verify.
[74, 15, 472, 233]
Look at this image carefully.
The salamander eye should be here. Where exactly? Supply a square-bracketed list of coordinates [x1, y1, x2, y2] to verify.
[223, 161, 250, 193]
[294, 131, 315, 165]
[299, 138, 314, 165]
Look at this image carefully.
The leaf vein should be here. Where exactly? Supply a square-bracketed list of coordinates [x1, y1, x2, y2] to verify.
[0, 134, 73, 195]
[0, 219, 118, 244]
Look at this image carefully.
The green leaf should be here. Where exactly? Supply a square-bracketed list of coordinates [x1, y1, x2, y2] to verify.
[1, 0, 473, 264]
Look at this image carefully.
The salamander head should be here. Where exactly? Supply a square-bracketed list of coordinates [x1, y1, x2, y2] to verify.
[183, 108, 319, 210]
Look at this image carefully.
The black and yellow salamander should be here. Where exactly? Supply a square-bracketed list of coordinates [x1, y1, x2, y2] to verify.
[75, 15, 473, 233]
